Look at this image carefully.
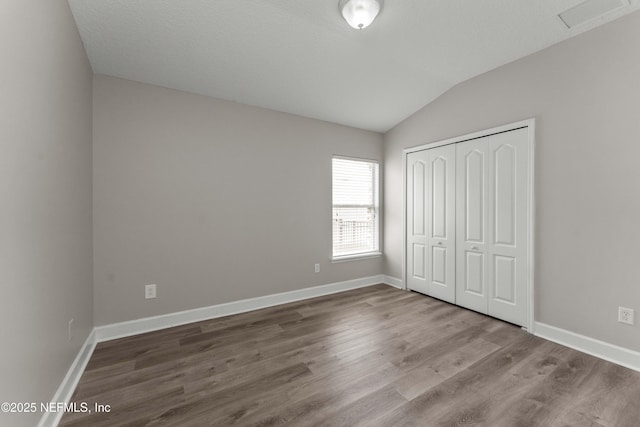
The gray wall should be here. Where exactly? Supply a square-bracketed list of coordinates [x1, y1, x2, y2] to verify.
[0, 1, 94, 426]
[384, 12, 640, 352]
[93, 75, 384, 325]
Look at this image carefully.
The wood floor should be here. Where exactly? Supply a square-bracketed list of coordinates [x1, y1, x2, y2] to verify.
[60, 284, 640, 426]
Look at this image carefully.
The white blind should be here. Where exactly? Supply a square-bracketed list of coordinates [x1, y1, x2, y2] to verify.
[332, 157, 379, 257]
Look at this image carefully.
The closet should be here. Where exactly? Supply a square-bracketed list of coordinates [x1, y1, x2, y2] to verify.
[405, 122, 533, 328]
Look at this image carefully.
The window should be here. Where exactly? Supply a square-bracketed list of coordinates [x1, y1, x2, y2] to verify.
[332, 157, 380, 259]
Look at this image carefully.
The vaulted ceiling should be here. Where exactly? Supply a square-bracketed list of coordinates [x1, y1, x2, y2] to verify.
[68, 0, 640, 132]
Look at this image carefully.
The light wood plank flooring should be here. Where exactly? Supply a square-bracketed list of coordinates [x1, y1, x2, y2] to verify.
[60, 284, 640, 426]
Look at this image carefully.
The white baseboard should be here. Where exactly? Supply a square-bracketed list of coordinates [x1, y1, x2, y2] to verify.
[382, 275, 403, 289]
[38, 330, 97, 427]
[95, 275, 390, 342]
[534, 322, 640, 373]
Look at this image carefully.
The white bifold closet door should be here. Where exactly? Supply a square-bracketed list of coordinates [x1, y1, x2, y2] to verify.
[455, 127, 529, 326]
[406, 144, 456, 303]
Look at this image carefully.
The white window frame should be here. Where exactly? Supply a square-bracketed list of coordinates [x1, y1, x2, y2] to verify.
[331, 156, 381, 262]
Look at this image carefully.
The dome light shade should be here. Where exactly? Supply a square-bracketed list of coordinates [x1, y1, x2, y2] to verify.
[339, 0, 382, 30]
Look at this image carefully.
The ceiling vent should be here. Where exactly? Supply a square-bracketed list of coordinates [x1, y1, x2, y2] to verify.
[558, 0, 627, 28]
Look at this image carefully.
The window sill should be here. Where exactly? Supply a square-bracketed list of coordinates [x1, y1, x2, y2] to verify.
[331, 252, 382, 263]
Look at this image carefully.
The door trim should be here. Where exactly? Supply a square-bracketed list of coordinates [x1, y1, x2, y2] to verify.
[402, 118, 536, 333]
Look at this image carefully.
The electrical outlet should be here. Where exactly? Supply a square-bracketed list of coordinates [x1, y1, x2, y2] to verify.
[618, 307, 634, 325]
[68, 318, 74, 341]
[314, 263, 320, 273]
[145, 284, 157, 299]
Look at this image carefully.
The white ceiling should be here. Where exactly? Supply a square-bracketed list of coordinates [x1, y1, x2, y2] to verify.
[67, 0, 640, 132]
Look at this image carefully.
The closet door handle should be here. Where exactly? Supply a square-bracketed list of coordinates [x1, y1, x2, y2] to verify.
[437, 241, 443, 245]
[471, 246, 478, 250]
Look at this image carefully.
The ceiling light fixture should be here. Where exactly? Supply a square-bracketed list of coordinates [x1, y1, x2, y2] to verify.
[339, 0, 383, 30]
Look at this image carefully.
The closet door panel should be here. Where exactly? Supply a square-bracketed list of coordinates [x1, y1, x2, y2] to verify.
[426, 145, 456, 303]
[431, 246, 447, 285]
[412, 160, 426, 236]
[406, 151, 429, 294]
[465, 150, 485, 243]
[493, 255, 516, 303]
[494, 144, 516, 246]
[431, 157, 447, 238]
[412, 244, 426, 279]
[487, 128, 529, 326]
[465, 251, 484, 294]
[456, 139, 488, 313]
